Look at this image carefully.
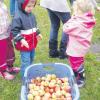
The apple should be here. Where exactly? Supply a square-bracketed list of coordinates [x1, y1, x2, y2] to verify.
[36, 77, 41, 82]
[55, 86, 60, 91]
[49, 82, 55, 88]
[28, 84, 34, 89]
[51, 74, 56, 79]
[61, 90, 66, 96]
[40, 85, 45, 90]
[66, 97, 72, 100]
[57, 79, 62, 85]
[34, 79, 39, 85]
[66, 85, 71, 92]
[46, 74, 52, 81]
[29, 89, 34, 94]
[49, 88, 54, 94]
[27, 94, 33, 100]
[44, 81, 49, 87]
[62, 82, 69, 87]
[45, 87, 50, 93]
[50, 79, 56, 84]
[34, 86, 40, 91]
[42, 96, 50, 100]
[44, 92, 51, 98]
[55, 90, 62, 97]
[34, 96, 41, 100]
[41, 76, 45, 81]
[65, 93, 71, 98]
[52, 93, 56, 99]
[41, 81, 45, 86]
[62, 77, 69, 82]
[32, 90, 39, 96]
[60, 95, 66, 100]
[39, 90, 45, 96]
[36, 82, 41, 86]
[31, 79, 34, 83]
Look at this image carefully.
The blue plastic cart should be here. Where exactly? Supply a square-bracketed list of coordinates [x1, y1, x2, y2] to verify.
[20, 63, 80, 100]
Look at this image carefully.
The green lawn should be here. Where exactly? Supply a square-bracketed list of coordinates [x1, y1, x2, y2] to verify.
[0, 1, 100, 100]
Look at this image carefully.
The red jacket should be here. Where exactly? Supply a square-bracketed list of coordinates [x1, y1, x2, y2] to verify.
[15, 28, 38, 51]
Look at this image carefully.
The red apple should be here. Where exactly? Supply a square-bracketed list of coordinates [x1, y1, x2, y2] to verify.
[45, 87, 50, 93]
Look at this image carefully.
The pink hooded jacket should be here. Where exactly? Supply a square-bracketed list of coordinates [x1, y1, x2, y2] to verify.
[63, 12, 96, 57]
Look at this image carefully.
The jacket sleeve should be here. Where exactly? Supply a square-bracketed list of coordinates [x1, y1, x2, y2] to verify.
[63, 18, 80, 36]
[33, 15, 41, 35]
[11, 17, 23, 42]
[63, 17, 94, 38]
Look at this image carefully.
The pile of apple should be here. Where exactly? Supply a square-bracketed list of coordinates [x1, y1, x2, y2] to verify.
[27, 74, 72, 100]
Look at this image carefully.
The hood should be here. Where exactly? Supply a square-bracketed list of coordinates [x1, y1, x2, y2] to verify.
[76, 12, 96, 28]
[17, 0, 24, 11]
[83, 12, 96, 28]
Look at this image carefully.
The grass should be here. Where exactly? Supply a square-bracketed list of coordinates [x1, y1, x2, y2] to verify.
[0, 1, 100, 100]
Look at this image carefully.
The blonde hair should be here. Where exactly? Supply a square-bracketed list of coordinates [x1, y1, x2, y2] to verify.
[73, 0, 95, 15]
[28, 0, 37, 6]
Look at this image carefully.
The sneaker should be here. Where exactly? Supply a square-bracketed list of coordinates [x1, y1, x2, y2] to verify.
[7, 67, 20, 74]
[75, 65, 86, 88]
[0, 71, 15, 80]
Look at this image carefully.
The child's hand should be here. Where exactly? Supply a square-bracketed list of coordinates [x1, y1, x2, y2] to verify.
[21, 39, 29, 48]
[37, 34, 42, 41]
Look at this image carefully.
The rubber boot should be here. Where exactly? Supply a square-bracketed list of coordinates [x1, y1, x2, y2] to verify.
[59, 41, 67, 59]
[49, 40, 59, 58]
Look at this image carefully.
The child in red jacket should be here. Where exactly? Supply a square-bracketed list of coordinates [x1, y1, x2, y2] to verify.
[11, 0, 42, 79]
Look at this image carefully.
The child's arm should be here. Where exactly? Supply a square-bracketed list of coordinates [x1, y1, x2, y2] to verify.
[63, 18, 79, 36]
[33, 15, 42, 41]
[63, 16, 95, 38]
[11, 17, 23, 42]
[11, 17, 29, 48]
[36, 28, 42, 41]
[37, 34, 42, 41]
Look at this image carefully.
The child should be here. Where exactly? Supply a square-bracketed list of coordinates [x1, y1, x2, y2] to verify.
[11, 0, 42, 79]
[63, 0, 96, 87]
[0, 0, 20, 80]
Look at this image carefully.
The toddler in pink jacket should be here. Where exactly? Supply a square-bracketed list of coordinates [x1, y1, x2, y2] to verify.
[63, 0, 96, 88]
